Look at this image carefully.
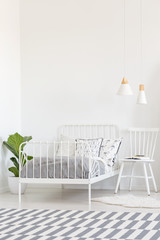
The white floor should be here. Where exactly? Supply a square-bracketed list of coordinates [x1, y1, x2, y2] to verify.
[0, 187, 159, 213]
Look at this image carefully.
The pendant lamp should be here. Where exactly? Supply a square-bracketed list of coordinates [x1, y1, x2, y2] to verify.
[137, 0, 147, 104]
[117, 0, 133, 96]
[137, 84, 147, 104]
[117, 78, 133, 95]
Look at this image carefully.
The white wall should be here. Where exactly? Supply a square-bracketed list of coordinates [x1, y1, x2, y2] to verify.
[0, 0, 21, 192]
[20, 0, 160, 190]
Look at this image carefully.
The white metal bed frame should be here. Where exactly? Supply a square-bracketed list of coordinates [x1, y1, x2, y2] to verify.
[19, 124, 120, 206]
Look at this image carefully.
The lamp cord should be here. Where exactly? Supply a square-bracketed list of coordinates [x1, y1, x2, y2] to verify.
[123, 0, 126, 78]
[140, 0, 143, 84]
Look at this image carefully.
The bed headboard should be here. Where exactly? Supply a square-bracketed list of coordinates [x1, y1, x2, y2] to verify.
[57, 124, 119, 139]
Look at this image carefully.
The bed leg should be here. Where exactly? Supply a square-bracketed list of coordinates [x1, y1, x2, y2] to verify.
[88, 183, 91, 210]
[115, 162, 124, 194]
[19, 182, 21, 208]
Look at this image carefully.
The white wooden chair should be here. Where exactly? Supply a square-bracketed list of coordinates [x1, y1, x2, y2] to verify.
[115, 128, 159, 196]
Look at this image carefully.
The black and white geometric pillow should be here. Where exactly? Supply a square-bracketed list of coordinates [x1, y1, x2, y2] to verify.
[100, 138, 122, 167]
[76, 138, 103, 158]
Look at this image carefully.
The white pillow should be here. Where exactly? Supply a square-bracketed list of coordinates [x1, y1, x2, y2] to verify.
[56, 135, 75, 157]
[100, 138, 122, 167]
[76, 138, 103, 158]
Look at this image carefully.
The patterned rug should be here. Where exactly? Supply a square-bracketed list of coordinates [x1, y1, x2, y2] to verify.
[0, 208, 160, 240]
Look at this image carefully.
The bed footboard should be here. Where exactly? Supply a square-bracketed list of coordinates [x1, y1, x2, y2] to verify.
[19, 141, 100, 206]
[19, 141, 99, 181]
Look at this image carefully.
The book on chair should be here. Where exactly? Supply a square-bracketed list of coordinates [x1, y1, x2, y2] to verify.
[125, 155, 150, 160]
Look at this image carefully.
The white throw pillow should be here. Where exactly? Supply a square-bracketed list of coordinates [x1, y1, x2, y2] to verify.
[56, 135, 76, 157]
[76, 138, 103, 158]
[100, 138, 122, 167]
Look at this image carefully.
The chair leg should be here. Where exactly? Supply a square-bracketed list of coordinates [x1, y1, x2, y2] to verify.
[88, 183, 91, 208]
[149, 163, 157, 193]
[115, 162, 124, 194]
[129, 162, 135, 191]
[143, 163, 150, 196]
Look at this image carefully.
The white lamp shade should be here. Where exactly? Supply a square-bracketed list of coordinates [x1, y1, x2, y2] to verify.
[117, 78, 133, 95]
[137, 84, 147, 104]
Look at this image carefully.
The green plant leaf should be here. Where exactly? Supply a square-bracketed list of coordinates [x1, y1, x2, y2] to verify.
[23, 136, 32, 142]
[3, 141, 19, 158]
[7, 133, 24, 156]
[3, 133, 32, 158]
[3, 133, 33, 174]
[8, 167, 19, 177]
[10, 157, 19, 170]
[21, 153, 27, 167]
[27, 156, 33, 160]
[21, 136, 32, 151]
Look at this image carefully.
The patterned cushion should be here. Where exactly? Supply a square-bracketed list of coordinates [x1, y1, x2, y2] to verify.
[100, 138, 122, 167]
[76, 138, 103, 158]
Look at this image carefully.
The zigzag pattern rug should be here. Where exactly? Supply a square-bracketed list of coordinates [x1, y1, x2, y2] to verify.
[0, 208, 160, 239]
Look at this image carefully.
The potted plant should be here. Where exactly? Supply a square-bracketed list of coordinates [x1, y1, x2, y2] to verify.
[3, 133, 32, 194]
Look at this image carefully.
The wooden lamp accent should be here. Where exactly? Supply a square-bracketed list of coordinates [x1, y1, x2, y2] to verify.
[139, 84, 144, 91]
[122, 78, 128, 84]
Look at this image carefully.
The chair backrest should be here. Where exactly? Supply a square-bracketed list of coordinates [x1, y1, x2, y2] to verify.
[129, 128, 159, 159]
[57, 124, 119, 139]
